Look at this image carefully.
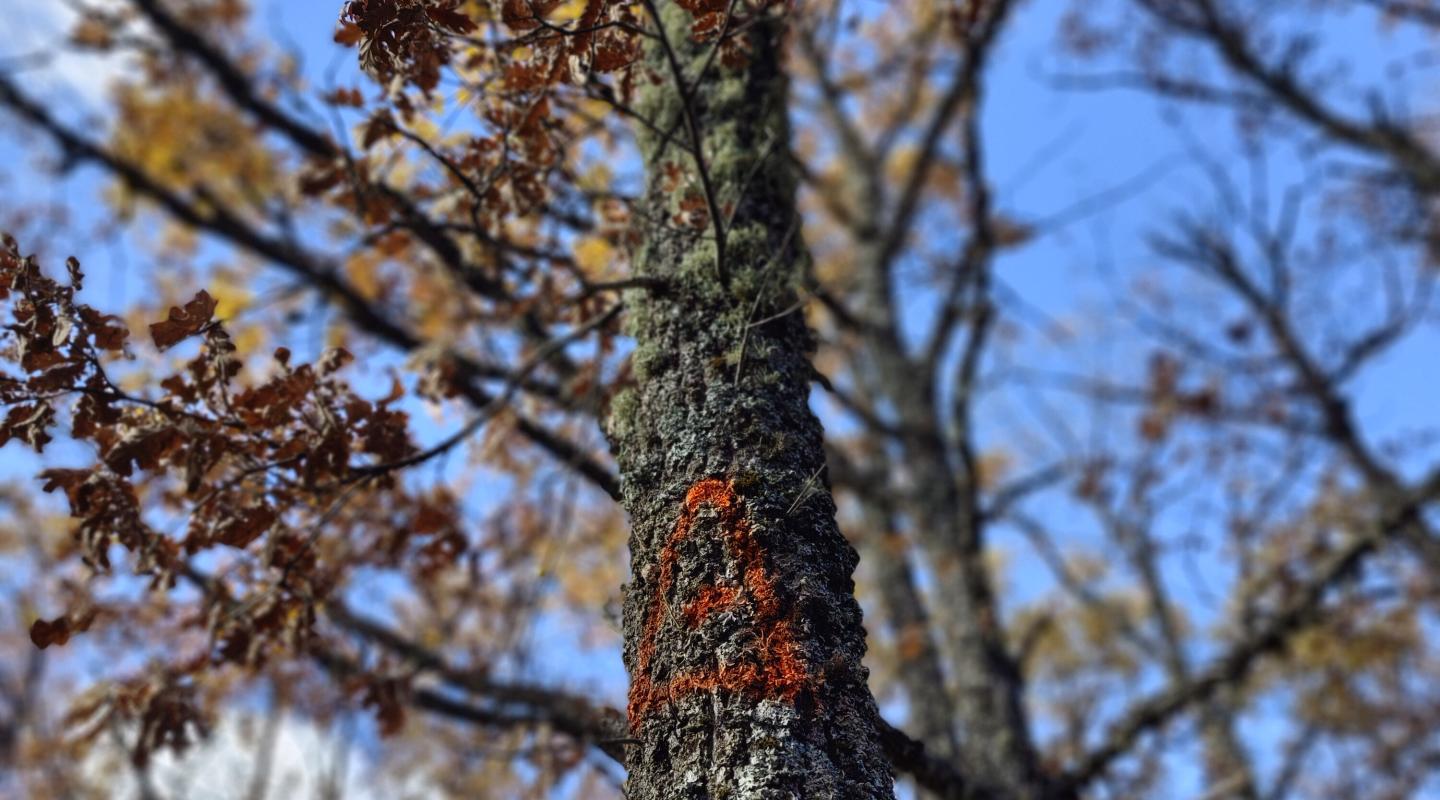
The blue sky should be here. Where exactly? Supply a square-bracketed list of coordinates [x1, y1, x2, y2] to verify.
[2, 1, 1438, 797]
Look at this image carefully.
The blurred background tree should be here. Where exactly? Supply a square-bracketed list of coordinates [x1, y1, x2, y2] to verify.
[1, 0, 1438, 797]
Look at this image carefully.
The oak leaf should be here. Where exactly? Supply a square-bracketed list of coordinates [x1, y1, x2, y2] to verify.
[149, 290, 218, 350]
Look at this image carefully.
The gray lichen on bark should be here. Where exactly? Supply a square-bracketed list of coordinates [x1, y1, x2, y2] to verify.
[604, 3, 894, 798]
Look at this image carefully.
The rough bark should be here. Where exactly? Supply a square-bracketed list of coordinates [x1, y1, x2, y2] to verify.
[605, 4, 893, 798]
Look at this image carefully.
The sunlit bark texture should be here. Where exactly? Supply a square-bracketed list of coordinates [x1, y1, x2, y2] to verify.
[606, 3, 893, 797]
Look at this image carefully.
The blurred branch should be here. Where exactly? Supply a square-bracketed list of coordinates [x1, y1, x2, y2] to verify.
[1007, 511, 1156, 657]
[794, 19, 882, 241]
[328, 591, 991, 797]
[877, 718, 1000, 800]
[1362, 0, 1440, 27]
[873, 0, 1017, 284]
[1063, 477, 1438, 789]
[351, 303, 621, 479]
[1095, 454, 1259, 798]
[1263, 725, 1320, 800]
[1151, 222, 1399, 492]
[129, 0, 336, 157]
[1061, 181, 1440, 786]
[242, 698, 282, 800]
[180, 563, 632, 763]
[849, 450, 963, 764]
[981, 461, 1071, 523]
[1137, 0, 1440, 191]
[0, 648, 44, 773]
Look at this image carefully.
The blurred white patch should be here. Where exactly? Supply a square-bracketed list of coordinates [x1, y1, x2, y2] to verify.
[82, 710, 438, 800]
[6, 0, 133, 109]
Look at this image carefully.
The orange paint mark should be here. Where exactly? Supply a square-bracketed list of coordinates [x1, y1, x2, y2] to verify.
[628, 478, 812, 728]
[682, 584, 741, 628]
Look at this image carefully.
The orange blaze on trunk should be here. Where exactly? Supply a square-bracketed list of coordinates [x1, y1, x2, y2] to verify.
[628, 478, 811, 728]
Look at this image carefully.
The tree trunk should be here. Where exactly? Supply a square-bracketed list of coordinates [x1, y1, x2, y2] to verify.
[854, 481, 961, 765]
[854, 299, 1048, 798]
[605, 3, 894, 798]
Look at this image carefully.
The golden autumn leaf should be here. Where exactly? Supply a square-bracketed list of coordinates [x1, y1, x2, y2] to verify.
[573, 235, 618, 279]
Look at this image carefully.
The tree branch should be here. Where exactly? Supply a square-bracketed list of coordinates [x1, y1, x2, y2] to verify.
[0, 73, 621, 499]
[1063, 482, 1433, 789]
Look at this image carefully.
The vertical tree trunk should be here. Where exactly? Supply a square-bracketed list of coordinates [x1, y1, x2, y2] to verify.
[855, 313, 1048, 798]
[606, 3, 894, 798]
[855, 486, 961, 766]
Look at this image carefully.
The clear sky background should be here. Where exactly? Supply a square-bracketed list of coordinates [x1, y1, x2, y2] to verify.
[2, 1, 1437, 797]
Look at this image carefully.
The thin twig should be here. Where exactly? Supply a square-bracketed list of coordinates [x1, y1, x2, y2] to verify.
[640, 0, 730, 286]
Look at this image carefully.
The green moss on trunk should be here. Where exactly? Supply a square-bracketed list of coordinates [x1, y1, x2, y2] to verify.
[605, 4, 894, 798]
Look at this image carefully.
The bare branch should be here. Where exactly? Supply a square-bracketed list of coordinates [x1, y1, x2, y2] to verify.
[1063, 482, 1434, 789]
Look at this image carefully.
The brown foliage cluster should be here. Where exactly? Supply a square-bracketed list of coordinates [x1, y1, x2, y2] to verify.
[0, 235, 487, 758]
